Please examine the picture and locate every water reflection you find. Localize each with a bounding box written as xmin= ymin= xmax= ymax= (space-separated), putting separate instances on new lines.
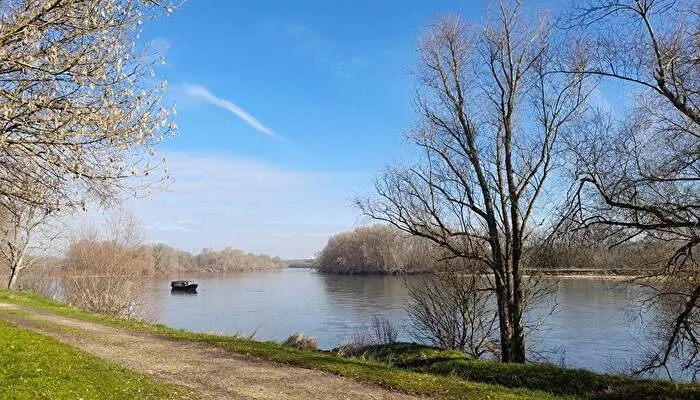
xmin=315 ymin=273 xmax=415 ymax=345
xmin=528 ymin=279 xmax=651 ymax=373
xmin=169 ymin=290 xmax=198 ymax=297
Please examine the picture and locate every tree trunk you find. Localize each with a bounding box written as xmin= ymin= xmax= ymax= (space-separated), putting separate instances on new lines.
xmin=495 ymin=276 xmax=527 ymax=363
xmin=7 ymin=266 xmax=19 ymax=290
xmin=511 ymin=266 xmax=527 ymax=363
xmin=7 ymin=253 xmax=25 ymax=290
xmin=496 ymin=291 xmax=514 ymax=362
xmin=509 ymin=315 xmax=526 ymax=363
xmin=497 ymin=308 xmax=526 ymax=362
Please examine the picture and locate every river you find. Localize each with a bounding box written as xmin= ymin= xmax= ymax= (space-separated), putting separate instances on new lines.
xmin=140 ymin=268 xmax=662 ymax=377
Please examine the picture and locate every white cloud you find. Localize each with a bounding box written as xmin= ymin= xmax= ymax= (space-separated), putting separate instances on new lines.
xmin=184 ymin=84 xmax=280 ymax=139
xmin=64 ymin=152 xmax=372 ymax=258
xmin=121 ymin=151 xmax=365 ymax=258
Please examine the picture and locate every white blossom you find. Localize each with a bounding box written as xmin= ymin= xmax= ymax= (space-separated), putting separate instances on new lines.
xmin=0 ymin=0 xmax=176 ymax=211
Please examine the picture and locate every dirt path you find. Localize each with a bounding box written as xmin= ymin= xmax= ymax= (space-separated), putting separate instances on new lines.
xmin=0 ymin=302 xmax=423 ymax=400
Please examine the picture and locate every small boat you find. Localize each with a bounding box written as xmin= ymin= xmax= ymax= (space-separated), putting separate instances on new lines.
xmin=171 ymin=280 xmax=198 ymax=293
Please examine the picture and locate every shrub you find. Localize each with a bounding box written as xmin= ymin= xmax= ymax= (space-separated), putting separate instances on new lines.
xmin=407 ymin=269 xmax=498 ymax=359
xmin=369 ymin=315 xmax=399 ymax=345
xmin=282 ymin=333 xmax=318 ymax=351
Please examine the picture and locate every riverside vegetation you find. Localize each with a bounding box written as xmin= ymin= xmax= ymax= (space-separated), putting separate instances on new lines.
xmin=315 ymin=225 xmax=672 ymax=276
xmin=2 ymin=210 xmax=284 ymax=291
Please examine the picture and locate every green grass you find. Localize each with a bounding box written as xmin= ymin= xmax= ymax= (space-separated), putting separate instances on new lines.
xmin=2 ymin=290 xmax=699 ymax=400
xmin=336 ymin=343 xmax=700 ymax=400
xmin=0 ymin=319 xmax=197 ymax=400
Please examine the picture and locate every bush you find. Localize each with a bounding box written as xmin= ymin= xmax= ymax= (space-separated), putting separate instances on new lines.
xmin=369 ymin=315 xmax=399 ymax=345
xmin=63 ymin=211 xmax=150 ymax=317
xmin=407 ymin=269 xmax=498 ymax=359
xmin=339 ymin=315 xmax=400 ymax=355
xmin=282 ymin=333 xmax=318 ymax=351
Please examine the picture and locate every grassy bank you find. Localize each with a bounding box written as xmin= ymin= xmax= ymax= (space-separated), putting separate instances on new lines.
xmin=1 ymin=291 xmax=698 ymax=400
xmin=0 ymin=319 xmax=197 ymax=400
xmin=337 ymin=343 xmax=700 ymax=399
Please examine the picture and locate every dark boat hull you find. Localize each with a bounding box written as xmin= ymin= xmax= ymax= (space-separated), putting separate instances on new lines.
xmin=170 ymin=282 xmax=198 ymax=293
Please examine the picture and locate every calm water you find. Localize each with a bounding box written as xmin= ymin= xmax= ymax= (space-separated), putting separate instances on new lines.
xmin=141 ymin=268 xmax=656 ymax=375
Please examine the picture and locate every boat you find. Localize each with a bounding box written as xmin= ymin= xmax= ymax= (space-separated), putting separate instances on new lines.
xmin=171 ymin=280 xmax=198 ymax=293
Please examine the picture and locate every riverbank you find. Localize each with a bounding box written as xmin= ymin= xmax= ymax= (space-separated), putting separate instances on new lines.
xmin=1 ymin=290 xmax=698 ymax=399
xmin=533 ymin=269 xmax=653 ymax=279
xmin=310 ymin=267 xmax=651 ymax=279
xmin=335 ymin=343 xmax=700 ymax=399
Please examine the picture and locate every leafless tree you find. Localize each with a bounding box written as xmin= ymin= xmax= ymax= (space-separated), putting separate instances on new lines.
xmin=356 ymin=1 xmax=589 ymax=363
xmin=560 ymin=0 xmax=700 ymax=376
xmin=63 ymin=210 xmax=151 ymax=317
xmin=151 ymin=243 xmax=184 ymax=273
xmin=0 ymin=199 xmax=60 ymax=289
xmin=0 ymin=0 xmax=175 ymax=213
xmin=407 ymin=268 xmax=498 ymax=359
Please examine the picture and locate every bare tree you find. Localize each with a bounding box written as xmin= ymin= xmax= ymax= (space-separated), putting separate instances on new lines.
xmin=151 ymin=243 xmax=183 ymax=273
xmin=0 ymin=200 xmax=59 ymax=289
xmin=63 ymin=210 xmax=151 ymax=317
xmin=356 ymin=1 xmax=589 ymax=363
xmin=407 ymin=268 xmax=498 ymax=359
xmin=0 ymin=0 xmax=175 ymax=213
xmin=561 ymin=0 xmax=700 ymax=376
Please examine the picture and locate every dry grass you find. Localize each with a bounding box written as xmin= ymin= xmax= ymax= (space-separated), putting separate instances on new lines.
xmin=282 ymin=332 xmax=318 ymax=351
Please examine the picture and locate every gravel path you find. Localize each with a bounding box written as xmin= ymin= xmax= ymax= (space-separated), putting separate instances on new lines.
xmin=0 ymin=302 xmax=423 ymax=400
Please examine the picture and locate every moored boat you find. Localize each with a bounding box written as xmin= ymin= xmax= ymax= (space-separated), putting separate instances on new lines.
xmin=171 ymin=280 xmax=198 ymax=293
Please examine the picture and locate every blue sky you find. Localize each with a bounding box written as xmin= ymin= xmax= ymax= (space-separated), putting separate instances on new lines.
xmin=121 ymin=0 xmax=571 ymax=259
xmin=152 ymin=1 xmax=466 ymax=169
xmin=118 ymin=0 xmax=461 ymax=259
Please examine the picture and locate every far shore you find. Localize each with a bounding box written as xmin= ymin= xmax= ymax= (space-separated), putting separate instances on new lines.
xmin=537 ymin=274 xmax=635 ymax=280
xmin=25 ymin=266 xmax=651 ymax=282
xmin=309 ymin=267 xmax=653 ymax=280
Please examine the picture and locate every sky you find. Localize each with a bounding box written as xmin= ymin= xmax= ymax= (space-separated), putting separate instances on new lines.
xmin=113 ymin=0 xmax=572 ymax=259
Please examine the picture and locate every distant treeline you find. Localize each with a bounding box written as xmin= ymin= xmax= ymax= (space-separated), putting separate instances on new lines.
xmin=532 ymin=242 xmax=670 ymax=272
xmin=285 ymin=259 xmax=315 ymax=268
xmin=67 ymin=240 xmax=286 ymax=275
xmin=151 ymin=244 xmax=286 ymax=273
xmin=315 ymin=225 xmax=672 ymax=275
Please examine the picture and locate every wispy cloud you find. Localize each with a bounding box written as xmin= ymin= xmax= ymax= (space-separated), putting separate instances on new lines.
xmin=129 ymin=151 xmax=360 ymax=258
xmin=258 ymin=19 xmax=366 ymax=79
xmin=68 ymin=151 xmax=369 ymax=258
xmin=184 ymin=84 xmax=280 ymax=139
